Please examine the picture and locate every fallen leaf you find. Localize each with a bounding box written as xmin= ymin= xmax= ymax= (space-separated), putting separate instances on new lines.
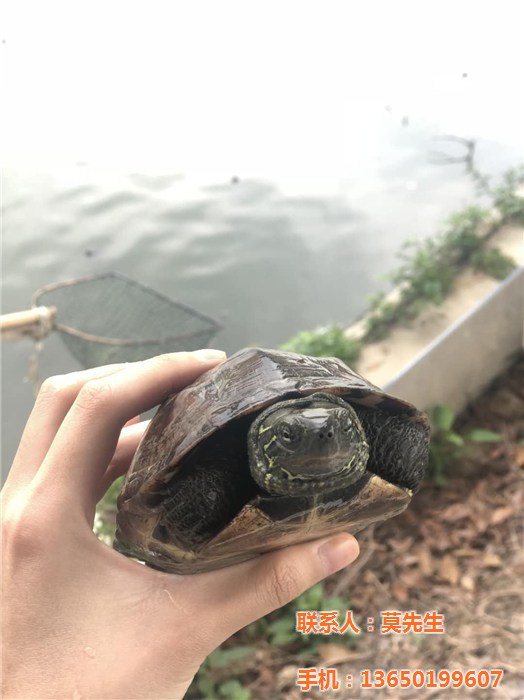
xmin=401 ymin=569 xmax=424 ymax=588
xmin=454 ymin=547 xmax=479 ymax=557
xmin=440 ymin=503 xmax=471 ymax=522
xmin=482 ymin=552 xmax=503 ymax=568
xmin=438 ymin=555 xmax=460 ymax=585
xmin=402 ymin=555 xmax=419 ymax=566
xmin=470 ymin=515 xmax=489 ymax=534
xmin=421 ymin=521 xmax=451 ymax=551
xmin=389 ymin=537 xmax=414 ymax=553
xmin=391 ymin=582 xmax=409 ymax=603
xmin=490 ymin=506 xmax=514 ymax=526
xmin=276 ymin=665 xmax=299 ymax=690
xmin=317 ymin=643 xmax=356 ymax=665
xmin=407 ymin=656 xmax=424 ymax=668
xmin=418 ymin=545 xmax=434 ymax=576
xmin=460 ymin=574 xmax=476 ymax=592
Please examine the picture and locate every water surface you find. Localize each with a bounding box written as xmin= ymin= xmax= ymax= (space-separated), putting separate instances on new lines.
xmin=3 ymin=1 xmax=523 ymax=469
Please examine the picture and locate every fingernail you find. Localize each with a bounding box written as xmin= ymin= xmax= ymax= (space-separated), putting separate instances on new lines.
xmin=317 ymin=534 xmax=359 ymax=575
xmin=191 ymin=349 xmax=227 ymax=361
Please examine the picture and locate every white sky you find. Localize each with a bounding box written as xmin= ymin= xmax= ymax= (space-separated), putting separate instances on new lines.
xmin=4 ymin=0 xmax=524 ymax=180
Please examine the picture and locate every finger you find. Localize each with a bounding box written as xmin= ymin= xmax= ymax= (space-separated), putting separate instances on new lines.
xmin=33 ymin=350 xmax=226 ymax=517
xmin=186 ymin=533 xmax=359 ymax=649
xmin=4 ymin=363 xmax=129 ymax=498
xmin=96 ymin=420 xmax=151 ymax=500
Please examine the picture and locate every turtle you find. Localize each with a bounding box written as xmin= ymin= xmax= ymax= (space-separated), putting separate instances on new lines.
xmin=114 ymin=348 xmax=430 ymax=574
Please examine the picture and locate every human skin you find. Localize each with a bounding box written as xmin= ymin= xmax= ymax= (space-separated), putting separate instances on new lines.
xmin=1 ymin=350 xmax=359 ymax=699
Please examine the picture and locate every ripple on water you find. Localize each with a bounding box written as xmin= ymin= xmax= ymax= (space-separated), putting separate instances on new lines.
xmin=79 ymin=191 xmax=145 ymax=217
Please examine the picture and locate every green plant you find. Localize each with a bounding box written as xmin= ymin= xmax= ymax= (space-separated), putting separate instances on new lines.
xmin=281 ymin=324 xmax=362 ymax=365
xmin=394 ymin=238 xmax=454 ymax=304
xmin=429 ymin=406 xmax=464 ymax=486
xmin=492 ymin=165 xmax=524 ymax=224
xmin=245 ymin=582 xmax=357 ymax=653
xmin=191 ymin=581 xmax=357 ymax=697
xmin=94 ymin=475 xmax=123 ymax=542
xmin=391 ymin=206 xmax=486 ymax=302
xmin=470 ymin=167 xmax=492 ymax=197
xmin=429 ymin=405 xmax=503 ymax=486
xmin=471 ymin=247 xmax=517 ymax=280
xmin=366 ymin=292 xmax=408 ymax=342
xmin=361 ymin=181 xmax=520 ymax=343
xmin=217 ymin=680 xmax=251 ymax=700
xmin=195 ymin=647 xmax=255 ymax=699
xmin=364 ymin=207 xmax=489 ymax=342
xmin=281 ymin=166 xmax=522 ymax=358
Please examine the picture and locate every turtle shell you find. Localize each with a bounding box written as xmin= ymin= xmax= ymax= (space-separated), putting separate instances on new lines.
xmin=115 ymin=348 xmax=430 ymax=573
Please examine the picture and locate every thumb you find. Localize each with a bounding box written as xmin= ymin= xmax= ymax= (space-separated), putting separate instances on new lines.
xmin=194 ymin=533 xmax=359 ymax=644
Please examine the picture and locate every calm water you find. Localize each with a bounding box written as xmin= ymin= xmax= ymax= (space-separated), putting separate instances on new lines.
xmin=2 ymin=1 xmax=523 ymax=470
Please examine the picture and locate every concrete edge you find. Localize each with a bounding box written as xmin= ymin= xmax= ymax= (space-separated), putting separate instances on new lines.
xmin=384 ymin=266 xmax=524 ymax=414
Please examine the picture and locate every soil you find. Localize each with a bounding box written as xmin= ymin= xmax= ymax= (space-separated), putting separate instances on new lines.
xmin=197 ymin=352 xmax=524 ymax=699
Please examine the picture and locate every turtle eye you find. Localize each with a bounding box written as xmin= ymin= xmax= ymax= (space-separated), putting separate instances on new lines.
xmin=277 ymin=421 xmax=300 ymax=444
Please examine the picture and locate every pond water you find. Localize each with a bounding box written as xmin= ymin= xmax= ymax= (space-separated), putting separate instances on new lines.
xmin=2 ymin=2 xmax=523 ymax=470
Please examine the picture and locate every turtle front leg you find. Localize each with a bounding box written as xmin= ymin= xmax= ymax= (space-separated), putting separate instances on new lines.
xmin=352 ymin=405 xmax=430 ymax=491
xmin=153 ymin=428 xmax=258 ymax=549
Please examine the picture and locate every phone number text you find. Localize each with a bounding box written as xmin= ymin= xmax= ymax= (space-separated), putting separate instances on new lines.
xmin=296 ymin=667 xmax=504 ymax=691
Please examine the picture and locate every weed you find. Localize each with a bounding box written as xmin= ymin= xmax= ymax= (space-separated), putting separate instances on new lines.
xmin=429 ymin=406 xmax=464 ymax=486
xmin=429 ymin=405 xmax=503 ymax=486
xmin=191 ymin=581 xmax=357 ymax=698
xmin=492 ymin=165 xmax=524 ymax=224
xmin=281 ymin=324 xmax=362 ymax=365
xmin=472 ymin=247 xmax=517 ymax=280
xmin=365 ymin=294 xmax=403 ymax=342
xmin=362 ymin=182 xmax=520 ymax=343
xmin=94 ymin=475 xmax=123 ymax=542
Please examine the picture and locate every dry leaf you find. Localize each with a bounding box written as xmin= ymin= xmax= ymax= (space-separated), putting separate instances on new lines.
xmin=482 ymin=552 xmax=503 ymax=568
xmin=417 ymin=545 xmax=434 ymax=576
xmin=422 ymin=521 xmax=451 ymax=551
xmin=390 ymin=537 xmax=414 ymax=553
xmin=454 ymin=547 xmax=478 ymax=557
xmin=257 ymin=668 xmax=276 ymax=688
xmin=401 ymin=568 xmax=423 ymax=588
xmin=402 ymin=555 xmax=419 ymax=566
xmin=407 ymin=656 xmax=424 ymax=668
xmin=438 ymin=555 xmax=460 ymax=585
xmin=490 ymin=506 xmax=514 ymax=525
xmin=391 ymin=582 xmax=409 ymax=602
xmin=317 ymin=643 xmax=356 ymax=665
xmin=470 ymin=515 xmax=489 ymax=534
xmin=489 ymin=506 xmax=514 ymax=525
xmin=276 ymin=665 xmax=299 ymax=690
xmin=440 ymin=503 xmax=471 ymax=522
xmin=460 ymin=574 xmax=476 ymax=592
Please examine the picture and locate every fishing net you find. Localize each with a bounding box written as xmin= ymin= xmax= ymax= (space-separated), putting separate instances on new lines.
xmin=31 ymin=272 xmax=222 ymax=368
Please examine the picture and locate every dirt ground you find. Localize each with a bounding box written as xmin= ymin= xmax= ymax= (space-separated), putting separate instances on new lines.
xmin=200 ymin=352 xmax=523 ymax=699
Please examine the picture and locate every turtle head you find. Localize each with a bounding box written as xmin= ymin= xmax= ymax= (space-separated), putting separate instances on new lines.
xmin=248 ymin=392 xmax=369 ymax=496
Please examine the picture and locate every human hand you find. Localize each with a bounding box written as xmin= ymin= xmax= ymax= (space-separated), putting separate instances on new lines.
xmin=2 ymin=351 xmax=359 ymax=699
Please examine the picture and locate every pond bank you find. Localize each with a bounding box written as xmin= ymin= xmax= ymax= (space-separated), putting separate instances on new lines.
xmin=349 ymin=218 xmax=523 ymax=410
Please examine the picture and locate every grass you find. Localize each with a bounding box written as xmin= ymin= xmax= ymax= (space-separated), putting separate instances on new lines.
xmin=280 ymin=324 xmax=362 ymax=365
xmin=282 ymin=165 xmax=522 ymax=356
xmin=364 ymin=203 xmax=517 ymax=342
xmin=428 ymin=404 xmax=503 ymax=486
xmin=190 ymin=581 xmax=357 ymax=699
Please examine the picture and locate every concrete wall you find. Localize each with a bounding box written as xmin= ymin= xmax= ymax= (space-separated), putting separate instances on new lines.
xmin=385 ymin=266 xmax=524 ymax=414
